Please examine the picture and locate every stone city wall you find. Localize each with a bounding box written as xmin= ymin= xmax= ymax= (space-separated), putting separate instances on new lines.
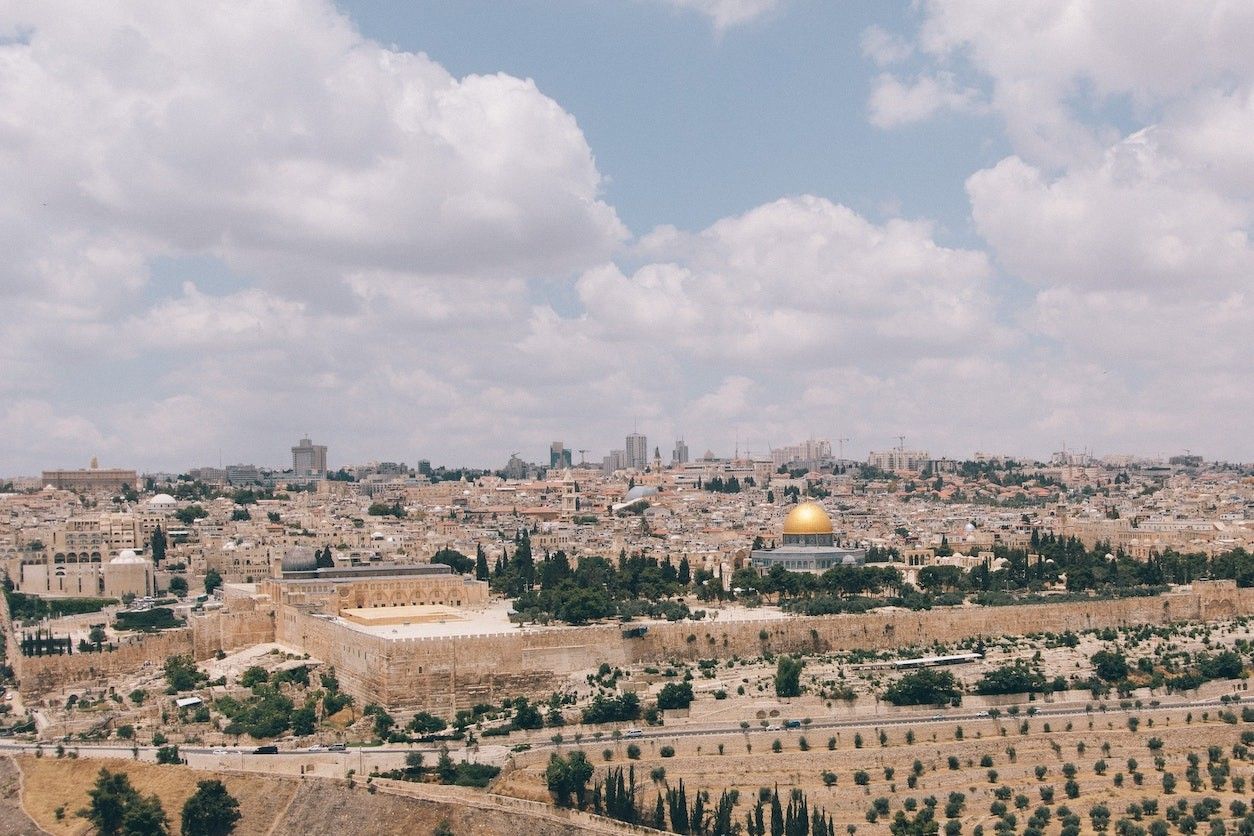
xmin=629 ymin=581 xmax=1251 ymax=663
xmin=273 ymin=606 xmax=627 ymax=715
xmin=14 ymin=628 xmax=194 ymax=699
xmin=11 ymin=581 xmax=1250 ymax=711
xmin=189 ymin=605 xmax=276 ymax=659
xmin=272 ymin=581 xmax=1252 ymax=716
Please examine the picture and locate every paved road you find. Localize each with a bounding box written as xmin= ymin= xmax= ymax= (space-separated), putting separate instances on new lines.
xmin=0 ymin=693 xmax=1244 ymax=762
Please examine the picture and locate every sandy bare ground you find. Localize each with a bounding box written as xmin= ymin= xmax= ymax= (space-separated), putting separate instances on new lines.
xmin=0 ymin=757 xmax=45 ymax=835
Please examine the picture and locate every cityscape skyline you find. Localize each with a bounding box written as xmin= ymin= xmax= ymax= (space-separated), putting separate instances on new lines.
xmin=3 ymin=1 xmax=1252 ymax=471
xmin=9 ymin=432 xmax=1232 ymax=481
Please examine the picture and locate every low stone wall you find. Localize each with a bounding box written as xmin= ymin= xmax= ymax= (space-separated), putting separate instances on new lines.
xmin=14 ymin=628 xmax=194 ymax=698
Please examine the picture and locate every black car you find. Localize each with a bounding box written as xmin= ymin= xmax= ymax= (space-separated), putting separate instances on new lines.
xmin=252 ymin=745 xmax=279 ymax=754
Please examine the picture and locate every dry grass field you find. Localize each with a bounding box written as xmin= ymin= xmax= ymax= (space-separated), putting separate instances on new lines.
xmin=16 ymin=755 xmax=299 ymax=835
xmin=11 ymin=755 xmax=587 ymax=835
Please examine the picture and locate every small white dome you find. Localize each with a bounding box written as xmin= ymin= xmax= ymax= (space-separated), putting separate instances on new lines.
xmin=111 ymin=549 xmax=147 ymax=565
xmin=149 ymin=493 xmax=176 ymax=506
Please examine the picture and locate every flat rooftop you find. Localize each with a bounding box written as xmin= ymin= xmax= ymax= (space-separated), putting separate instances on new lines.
xmin=332 ymin=598 xmax=525 ymax=639
xmin=340 ymin=604 xmax=467 ymax=627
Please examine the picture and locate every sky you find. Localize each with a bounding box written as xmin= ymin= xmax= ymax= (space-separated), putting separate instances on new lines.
xmin=0 ymin=0 xmax=1251 ymax=473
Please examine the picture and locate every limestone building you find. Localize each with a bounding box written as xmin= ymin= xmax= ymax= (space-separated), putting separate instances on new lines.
xmin=16 ymin=547 xmax=153 ymax=598
xmin=41 ymin=458 xmax=138 ymax=493
xmin=258 ymin=548 xmax=488 ymax=615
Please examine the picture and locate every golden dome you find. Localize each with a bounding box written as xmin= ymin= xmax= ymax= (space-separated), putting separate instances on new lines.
xmin=782 ymin=501 xmax=833 ymax=535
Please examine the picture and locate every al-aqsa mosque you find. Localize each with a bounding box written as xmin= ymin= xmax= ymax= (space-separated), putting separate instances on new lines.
xmin=749 ymin=500 xmax=865 ymax=574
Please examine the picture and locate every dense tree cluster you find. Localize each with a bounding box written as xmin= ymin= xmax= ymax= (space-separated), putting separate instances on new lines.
xmin=116 ymin=608 xmax=182 ymax=632
xmin=884 ymin=669 xmax=962 ymax=706
xmin=581 ymin=692 xmax=641 ymax=724
xmin=81 ymin=769 xmax=174 ymax=836
xmin=5 ymin=589 xmax=111 ymax=621
xmin=975 ymin=660 xmax=1057 ymax=696
xmin=173 ymin=505 xmax=208 ymax=526
xmin=495 ymin=532 xmax=697 ymax=625
xmin=700 ymin=476 xmax=743 ymax=493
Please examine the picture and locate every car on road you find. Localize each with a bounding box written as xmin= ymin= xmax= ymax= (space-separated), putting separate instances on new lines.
xmin=766 ymin=724 xmax=782 ymax=732
xmin=624 ymin=729 xmax=643 ymax=738
xmin=212 ymin=748 xmax=228 ymax=755
xmin=328 ymin=743 xmax=347 ymax=752
xmin=783 ymin=720 xmax=801 ymax=729
xmin=252 ymin=745 xmax=279 ymax=755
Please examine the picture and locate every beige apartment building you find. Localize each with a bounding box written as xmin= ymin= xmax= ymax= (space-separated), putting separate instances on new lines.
xmin=41 ymin=458 xmax=138 ymax=493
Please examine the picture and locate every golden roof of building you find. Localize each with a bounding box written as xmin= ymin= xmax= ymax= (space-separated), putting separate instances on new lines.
xmin=782 ymin=501 xmax=833 ymax=535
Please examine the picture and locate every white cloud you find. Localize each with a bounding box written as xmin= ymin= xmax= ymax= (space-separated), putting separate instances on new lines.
xmin=0 ymin=0 xmax=625 ymax=301
xmin=867 ymin=71 xmax=983 ymax=129
xmin=515 ymin=196 xmax=1009 ymax=456
xmin=967 ymin=131 xmax=1254 ymax=295
xmin=883 ymin=1 xmax=1254 ymax=165
xmin=660 ymin=0 xmax=783 ymax=31
xmin=855 ymin=1 xmax=1254 ymax=459
xmin=0 ymin=0 xmax=632 ymax=471
xmin=860 ymin=25 xmax=913 ymax=67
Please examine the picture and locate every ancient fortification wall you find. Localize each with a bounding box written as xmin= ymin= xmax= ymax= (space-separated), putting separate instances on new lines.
xmin=14 ymin=629 xmax=194 ymax=699
xmin=12 ymin=581 xmax=1250 ymax=712
xmin=189 ymin=596 xmax=276 ymax=659
xmin=629 ymin=581 xmax=1248 ymax=663
xmin=269 ymin=581 xmax=1254 ymax=716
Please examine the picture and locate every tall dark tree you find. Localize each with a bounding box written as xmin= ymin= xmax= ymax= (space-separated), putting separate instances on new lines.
xmin=150 ymin=526 xmax=167 ymax=565
xmin=83 ymin=768 xmax=139 ymax=836
xmin=123 ymin=794 xmax=169 ymax=836
xmin=475 ymin=544 xmax=489 ymax=581
xmin=180 ymin=779 xmax=241 ymax=836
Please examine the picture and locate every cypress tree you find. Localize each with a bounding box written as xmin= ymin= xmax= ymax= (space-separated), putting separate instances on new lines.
xmin=475 ymin=544 xmax=489 ymax=581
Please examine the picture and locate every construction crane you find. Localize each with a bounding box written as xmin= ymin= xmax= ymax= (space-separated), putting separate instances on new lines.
xmin=578 ymin=449 xmax=589 ymax=466
xmin=836 ymin=437 xmax=850 ymax=461
xmin=896 ymin=435 xmax=906 ymax=451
